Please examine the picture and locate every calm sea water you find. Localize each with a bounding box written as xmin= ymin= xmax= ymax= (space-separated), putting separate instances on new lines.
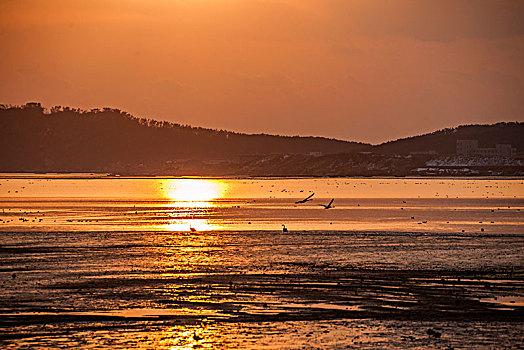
xmin=1 ymin=176 xmax=523 ymax=233
xmin=0 ymin=176 xmax=523 ymax=349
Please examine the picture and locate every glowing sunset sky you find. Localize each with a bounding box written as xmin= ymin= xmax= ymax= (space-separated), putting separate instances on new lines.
xmin=1 ymin=0 xmax=523 ymax=143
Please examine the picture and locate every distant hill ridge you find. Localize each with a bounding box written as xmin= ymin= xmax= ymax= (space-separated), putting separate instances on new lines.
xmin=376 ymin=122 xmax=524 ymax=155
xmin=0 ymin=103 xmax=522 ymax=173
xmin=0 ymin=103 xmax=368 ymax=172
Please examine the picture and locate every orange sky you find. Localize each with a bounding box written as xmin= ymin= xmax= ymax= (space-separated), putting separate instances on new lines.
xmin=1 ymin=0 xmax=523 ymax=143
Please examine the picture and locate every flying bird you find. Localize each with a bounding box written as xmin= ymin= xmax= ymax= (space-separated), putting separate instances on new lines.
xmin=295 ymin=193 xmax=314 ymax=204
xmin=319 ymin=198 xmax=335 ymax=209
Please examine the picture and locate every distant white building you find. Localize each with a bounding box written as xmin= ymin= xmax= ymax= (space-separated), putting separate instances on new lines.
xmin=456 ymin=140 xmax=516 ymax=156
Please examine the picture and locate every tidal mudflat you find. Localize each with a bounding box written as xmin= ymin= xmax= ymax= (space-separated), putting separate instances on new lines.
xmin=1 ymin=176 xmax=523 ymax=348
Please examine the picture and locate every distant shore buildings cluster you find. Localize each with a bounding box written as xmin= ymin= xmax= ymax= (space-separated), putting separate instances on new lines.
xmin=456 ymin=140 xmax=516 ymax=157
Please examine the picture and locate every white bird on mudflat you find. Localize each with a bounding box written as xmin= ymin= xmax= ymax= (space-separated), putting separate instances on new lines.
xmin=319 ymin=198 xmax=335 ymax=209
xmin=295 ymin=193 xmax=314 ymax=204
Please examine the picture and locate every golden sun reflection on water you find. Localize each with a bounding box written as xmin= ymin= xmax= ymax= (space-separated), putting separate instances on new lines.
xmin=161 ymin=179 xmax=227 ymax=205
xmin=162 ymin=218 xmax=222 ymax=232
xmin=159 ymin=179 xmax=227 ymax=231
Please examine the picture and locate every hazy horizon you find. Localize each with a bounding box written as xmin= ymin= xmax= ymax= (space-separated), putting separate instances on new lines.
xmin=1 ymin=0 xmax=524 ymax=143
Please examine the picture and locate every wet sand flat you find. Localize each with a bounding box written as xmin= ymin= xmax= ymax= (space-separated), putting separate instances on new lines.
xmin=0 ymin=177 xmax=523 ymax=348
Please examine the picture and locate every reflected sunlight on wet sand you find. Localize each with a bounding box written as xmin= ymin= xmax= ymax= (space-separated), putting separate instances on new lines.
xmin=0 ymin=177 xmax=523 ymax=348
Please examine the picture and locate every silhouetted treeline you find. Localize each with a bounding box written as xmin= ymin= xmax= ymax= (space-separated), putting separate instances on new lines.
xmin=375 ymin=123 xmax=524 ymax=155
xmin=0 ymin=103 xmax=369 ymax=172
xmin=2 ymin=103 xmax=522 ymax=174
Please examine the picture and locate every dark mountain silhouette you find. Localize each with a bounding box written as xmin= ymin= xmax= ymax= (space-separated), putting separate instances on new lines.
xmin=374 ymin=123 xmax=524 ymax=155
xmin=0 ymin=103 xmax=369 ymax=172
xmin=1 ymin=103 xmax=522 ymax=175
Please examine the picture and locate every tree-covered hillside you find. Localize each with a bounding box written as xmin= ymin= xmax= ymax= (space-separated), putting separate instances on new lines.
xmin=374 ymin=123 xmax=524 ymax=155
xmin=0 ymin=103 xmax=369 ymax=172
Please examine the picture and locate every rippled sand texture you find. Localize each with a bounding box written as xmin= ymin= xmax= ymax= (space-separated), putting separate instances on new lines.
xmin=0 ymin=176 xmax=523 ymax=349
